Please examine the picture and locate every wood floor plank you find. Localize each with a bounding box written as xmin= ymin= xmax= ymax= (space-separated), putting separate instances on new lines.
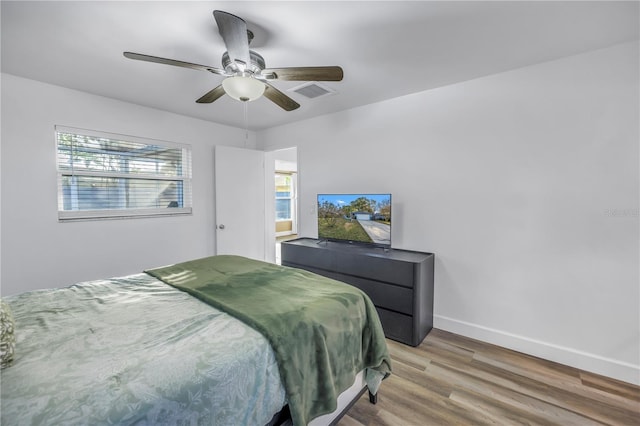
xmin=374 ymin=408 xmax=418 ymax=426
xmin=343 ymin=392 xmax=380 ymax=425
xmin=430 ymin=329 xmax=582 ymax=383
xmin=386 ymin=340 xmax=432 ymax=370
xmin=436 ymin=357 xmax=637 ymax=425
xmin=338 ymin=329 xmax=640 ymax=426
xmin=580 ymin=371 xmax=640 ymax=402
xmin=336 ymin=413 xmax=366 ymax=426
xmin=448 ymin=389 xmax=556 ymax=426
xmin=390 ymin=356 xmax=453 ymax=398
xmin=378 ymin=374 xmax=498 ymax=425
xmin=475 ymin=352 xmax=640 ymax=413
xmin=427 ymin=361 xmax=604 ymax=426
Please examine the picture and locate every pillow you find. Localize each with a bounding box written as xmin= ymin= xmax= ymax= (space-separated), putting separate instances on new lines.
xmin=0 ymin=299 xmax=15 ymax=368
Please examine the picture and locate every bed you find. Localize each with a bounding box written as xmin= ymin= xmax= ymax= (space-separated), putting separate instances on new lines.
xmin=0 ymin=255 xmax=391 ymax=425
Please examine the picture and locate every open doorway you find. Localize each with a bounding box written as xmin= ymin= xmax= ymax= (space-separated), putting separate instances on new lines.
xmin=273 ymin=148 xmax=298 ymax=264
xmin=275 ymin=171 xmax=297 ymax=237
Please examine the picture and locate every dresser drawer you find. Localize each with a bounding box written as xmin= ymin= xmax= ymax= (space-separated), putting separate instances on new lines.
xmin=333 ymin=253 xmax=415 ymax=288
xmin=281 ymin=244 xmax=334 ymax=270
xmin=376 ymin=307 xmax=413 ymax=344
xmin=335 ymin=274 xmax=413 ymax=315
xmin=282 ymin=262 xmax=337 ymax=281
xmin=281 ymin=240 xmax=416 ymax=288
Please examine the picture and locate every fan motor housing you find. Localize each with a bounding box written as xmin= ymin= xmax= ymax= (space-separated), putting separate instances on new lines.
xmin=222 ymin=51 xmax=265 ymax=75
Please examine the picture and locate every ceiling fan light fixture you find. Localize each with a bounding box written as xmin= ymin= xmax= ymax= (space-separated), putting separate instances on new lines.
xmin=222 ymin=75 xmax=265 ymax=102
xmin=124 ymin=10 xmax=341 ymax=111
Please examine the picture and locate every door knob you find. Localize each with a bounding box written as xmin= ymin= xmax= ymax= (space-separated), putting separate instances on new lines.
xmin=218 ymin=224 xmax=225 ymax=230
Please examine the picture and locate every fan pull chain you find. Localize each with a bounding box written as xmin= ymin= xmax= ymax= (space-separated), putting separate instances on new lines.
xmin=243 ymin=102 xmax=249 ymax=148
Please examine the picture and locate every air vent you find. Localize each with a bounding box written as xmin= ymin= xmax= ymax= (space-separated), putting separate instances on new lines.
xmin=289 ymin=82 xmax=336 ymax=99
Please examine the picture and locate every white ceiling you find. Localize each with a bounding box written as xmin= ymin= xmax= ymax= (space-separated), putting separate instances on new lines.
xmin=2 ymin=1 xmax=638 ymax=131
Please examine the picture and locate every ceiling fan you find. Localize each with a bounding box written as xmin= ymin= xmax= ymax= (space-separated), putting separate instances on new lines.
xmin=124 ymin=10 xmax=343 ymax=111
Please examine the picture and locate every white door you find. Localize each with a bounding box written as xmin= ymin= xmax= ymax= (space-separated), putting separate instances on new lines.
xmin=215 ymin=145 xmax=265 ymax=260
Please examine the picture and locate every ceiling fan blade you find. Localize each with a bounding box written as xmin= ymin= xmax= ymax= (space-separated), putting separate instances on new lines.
xmin=123 ymin=52 xmax=226 ymax=76
xmin=261 ymin=66 xmax=344 ymax=81
xmin=263 ymin=83 xmax=300 ymax=111
xmin=196 ymin=85 xmax=226 ymax=103
xmin=213 ymin=10 xmax=251 ymax=69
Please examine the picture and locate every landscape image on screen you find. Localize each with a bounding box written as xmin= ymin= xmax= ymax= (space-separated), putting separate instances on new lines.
xmin=317 ymin=194 xmax=391 ymax=246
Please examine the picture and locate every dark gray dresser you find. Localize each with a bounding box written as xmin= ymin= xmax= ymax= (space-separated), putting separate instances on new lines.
xmin=281 ymin=238 xmax=434 ymax=346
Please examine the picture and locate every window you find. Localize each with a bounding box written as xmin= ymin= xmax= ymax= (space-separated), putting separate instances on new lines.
xmin=275 ymin=172 xmax=294 ymax=221
xmin=56 ymin=126 xmax=192 ymax=221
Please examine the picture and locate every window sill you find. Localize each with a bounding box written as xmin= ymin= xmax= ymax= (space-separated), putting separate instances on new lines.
xmin=58 ymin=207 xmax=192 ymax=222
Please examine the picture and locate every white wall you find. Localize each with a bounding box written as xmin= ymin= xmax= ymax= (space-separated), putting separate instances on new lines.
xmin=1 ymin=73 xmax=256 ymax=296
xmin=259 ymin=41 xmax=640 ymax=384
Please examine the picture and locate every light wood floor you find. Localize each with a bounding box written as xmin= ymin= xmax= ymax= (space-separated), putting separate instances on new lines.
xmin=339 ymin=329 xmax=640 ymax=425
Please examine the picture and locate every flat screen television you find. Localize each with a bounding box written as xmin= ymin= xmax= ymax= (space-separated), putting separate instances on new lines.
xmin=317 ymin=193 xmax=391 ymax=247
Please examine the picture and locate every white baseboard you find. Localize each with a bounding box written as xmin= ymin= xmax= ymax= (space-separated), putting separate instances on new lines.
xmin=434 ymin=315 xmax=640 ymax=386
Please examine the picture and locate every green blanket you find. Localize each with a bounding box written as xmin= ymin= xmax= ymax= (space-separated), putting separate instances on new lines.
xmin=145 ymin=255 xmax=391 ymax=426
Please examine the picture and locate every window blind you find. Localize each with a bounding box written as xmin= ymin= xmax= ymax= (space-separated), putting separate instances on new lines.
xmin=56 ymin=126 xmax=192 ymax=220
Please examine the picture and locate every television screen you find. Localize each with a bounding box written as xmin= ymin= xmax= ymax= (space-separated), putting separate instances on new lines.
xmin=317 ymin=193 xmax=391 ymax=246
